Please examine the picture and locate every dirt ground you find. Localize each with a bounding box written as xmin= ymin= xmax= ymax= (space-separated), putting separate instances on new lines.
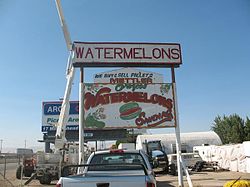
xmin=0 ymin=169 xmax=250 ymax=187
xmin=156 ymin=170 xmax=250 ymax=187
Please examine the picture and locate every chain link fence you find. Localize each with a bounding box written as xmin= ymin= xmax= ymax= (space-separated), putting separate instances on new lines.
xmin=0 ymin=153 xmax=22 ymax=187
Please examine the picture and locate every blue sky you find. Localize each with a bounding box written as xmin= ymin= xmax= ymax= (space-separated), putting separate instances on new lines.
xmin=0 ymin=0 xmax=249 ymax=150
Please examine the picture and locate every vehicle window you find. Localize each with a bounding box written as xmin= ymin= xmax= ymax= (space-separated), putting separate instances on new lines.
xmin=88 ymin=153 xmax=147 ymax=171
xmin=152 ymin=150 xmax=164 ymax=157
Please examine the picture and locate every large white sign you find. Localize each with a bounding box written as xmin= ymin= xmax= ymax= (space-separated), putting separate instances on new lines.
xmin=73 ymin=42 xmax=182 ymax=67
xmin=94 ymin=68 xmax=164 ymax=84
xmin=84 ymin=83 xmax=175 ymax=129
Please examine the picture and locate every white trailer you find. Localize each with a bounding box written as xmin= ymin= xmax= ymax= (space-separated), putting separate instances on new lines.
xmin=136 ymin=131 xmax=222 ymax=155
xmin=118 ymin=143 xmax=135 ymax=150
xmin=136 ymin=131 xmax=222 ymax=168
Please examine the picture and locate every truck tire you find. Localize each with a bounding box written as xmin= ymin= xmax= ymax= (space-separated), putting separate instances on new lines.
xmin=169 ymin=164 xmax=176 ymax=176
xmin=24 ymin=169 xmax=33 ymax=177
xmin=163 ymin=164 xmax=169 ymax=174
xmin=39 ymin=174 xmax=52 ymax=185
xmin=16 ymin=165 xmax=22 ymax=179
xmin=163 ymin=158 xmax=169 ymax=174
xmin=195 ymin=161 xmax=205 ymax=172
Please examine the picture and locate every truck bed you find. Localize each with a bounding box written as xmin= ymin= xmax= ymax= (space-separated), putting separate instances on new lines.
xmin=59 ymin=173 xmax=147 ymax=187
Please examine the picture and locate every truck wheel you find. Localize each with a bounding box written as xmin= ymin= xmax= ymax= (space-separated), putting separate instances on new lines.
xmin=191 ymin=161 xmax=199 ymax=171
xmin=195 ymin=161 xmax=205 ymax=172
xmin=16 ymin=165 xmax=22 ymax=179
xmin=169 ymin=164 xmax=176 ymax=176
xmin=163 ymin=158 xmax=169 ymax=174
xmin=163 ymin=164 xmax=169 ymax=174
xmin=24 ymin=169 xmax=33 ymax=177
xmin=39 ymin=174 xmax=52 ymax=185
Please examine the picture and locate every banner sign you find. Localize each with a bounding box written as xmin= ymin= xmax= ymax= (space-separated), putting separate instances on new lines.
xmin=42 ymin=101 xmax=79 ymax=132
xmin=42 ymin=83 xmax=175 ymax=131
xmin=94 ymin=67 xmax=163 ymax=84
xmin=73 ymin=42 xmax=182 ymax=67
xmin=84 ymin=83 xmax=175 ymax=129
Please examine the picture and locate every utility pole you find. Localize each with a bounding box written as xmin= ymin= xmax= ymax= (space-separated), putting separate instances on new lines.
xmin=0 ymin=139 xmax=3 ymax=153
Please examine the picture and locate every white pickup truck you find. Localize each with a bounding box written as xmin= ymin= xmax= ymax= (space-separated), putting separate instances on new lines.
xmin=56 ymin=149 xmax=157 ymax=187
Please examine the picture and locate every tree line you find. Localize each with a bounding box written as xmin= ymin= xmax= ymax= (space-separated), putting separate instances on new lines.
xmin=211 ymin=114 xmax=250 ymax=144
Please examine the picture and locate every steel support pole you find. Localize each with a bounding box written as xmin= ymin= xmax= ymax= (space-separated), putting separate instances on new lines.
xmin=171 ymin=67 xmax=184 ymax=187
xmin=0 ymin=139 xmax=3 ymax=153
xmin=79 ymin=67 xmax=85 ymax=167
xmin=3 ymin=156 xmax=6 ymax=179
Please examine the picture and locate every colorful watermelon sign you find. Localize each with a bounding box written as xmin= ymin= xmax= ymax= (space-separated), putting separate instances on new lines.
xmin=84 ymin=83 xmax=175 ymax=129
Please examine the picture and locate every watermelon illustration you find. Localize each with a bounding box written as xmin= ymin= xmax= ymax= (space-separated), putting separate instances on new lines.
xmin=119 ymin=102 xmax=142 ymax=120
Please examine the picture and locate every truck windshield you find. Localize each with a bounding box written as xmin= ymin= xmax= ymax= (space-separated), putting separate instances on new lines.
xmin=88 ymin=153 xmax=147 ymax=171
xmin=148 ymin=142 xmax=161 ymax=152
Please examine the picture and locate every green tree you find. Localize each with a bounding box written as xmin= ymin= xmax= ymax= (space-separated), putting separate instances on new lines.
xmin=211 ymin=114 xmax=246 ymax=144
xmin=212 ymin=115 xmax=228 ymax=144
xmin=226 ymin=114 xmax=245 ymax=143
xmin=244 ymin=117 xmax=250 ymax=141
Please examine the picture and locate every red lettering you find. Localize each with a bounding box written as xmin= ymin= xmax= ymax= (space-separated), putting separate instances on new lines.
xmin=124 ymin=92 xmax=135 ymax=103
xmin=85 ymin=48 xmax=94 ymax=59
xmin=135 ymin=110 xmax=173 ymax=128
xmin=114 ymin=48 xmax=123 ymax=59
xmin=84 ymin=93 xmax=95 ymax=110
xmin=110 ymin=93 xmax=120 ymax=103
xmin=110 ymin=78 xmax=117 ymax=84
xmin=152 ymin=48 xmax=161 ymax=59
xmin=132 ymin=92 xmax=145 ymax=102
xmin=96 ymin=87 xmax=111 ymax=96
xmin=95 ymin=95 xmax=107 ymax=106
xmin=171 ymin=48 xmax=180 ymax=59
xmin=123 ymin=48 xmax=133 ymax=59
xmin=162 ymin=48 xmax=171 ymax=59
xmin=150 ymin=94 xmax=159 ymax=104
xmin=133 ymin=48 xmax=142 ymax=59
xmin=104 ymin=48 xmax=113 ymax=59
xmin=142 ymin=48 xmax=152 ymax=59
xmin=95 ymin=47 xmax=103 ymax=59
xmin=164 ymin=99 xmax=173 ymax=109
xmin=118 ymin=92 xmax=127 ymax=103
xmin=143 ymin=92 xmax=151 ymax=103
xmin=110 ymin=78 xmax=152 ymax=84
xmin=75 ymin=47 xmax=84 ymax=58
xmin=135 ymin=112 xmax=146 ymax=127
xmin=84 ymin=87 xmax=173 ymax=112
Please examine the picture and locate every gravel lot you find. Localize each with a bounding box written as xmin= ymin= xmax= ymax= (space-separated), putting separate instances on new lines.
xmin=156 ymin=170 xmax=250 ymax=187
xmin=1 ymin=167 xmax=250 ymax=187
